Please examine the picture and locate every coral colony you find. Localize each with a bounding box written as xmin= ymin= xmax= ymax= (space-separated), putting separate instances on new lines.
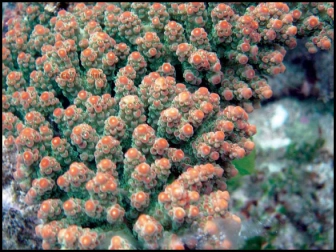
xmin=2 ymin=2 xmax=334 ymax=250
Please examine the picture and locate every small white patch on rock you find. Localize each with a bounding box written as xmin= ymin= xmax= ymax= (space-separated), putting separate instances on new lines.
xmin=260 ymin=137 xmax=291 ymax=150
xmin=271 ymin=105 xmax=288 ymax=129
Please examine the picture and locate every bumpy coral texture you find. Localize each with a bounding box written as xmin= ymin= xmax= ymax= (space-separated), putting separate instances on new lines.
xmin=2 ymin=2 xmax=334 ymax=250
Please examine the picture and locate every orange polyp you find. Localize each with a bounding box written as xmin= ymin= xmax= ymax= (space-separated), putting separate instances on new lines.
xmin=144 ymin=223 xmax=156 ymax=235
xmin=218 ymin=3 xmax=227 ymax=11
xmin=57 ymin=176 xmax=67 ymax=187
xmin=241 ymin=87 xmax=252 ymax=99
xmin=65 ymin=107 xmax=75 ymax=117
xmin=107 ymin=52 xmax=115 ymax=61
xmin=273 ymin=53 xmax=283 ymax=63
xmin=292 ymin=9 xmax=301 ymax=19
xmin=25 ymin=112 xmax=34 ymax=121
xmin=192 ymin=28 xmax=202 ymax=37
xmin=241 ymin=43 xmax=250 ymax=52
xmin=215 ymin=131 xmax=225 ymax=141
xmin=69 ymin=165 xmax=79 ymax=176
xmin=41 ymin=201 xmax=51 ymax=212
xmin=167 ymin=108 xmax=179 ymax=118
xmin=241 ymin=15 xmax=252 ymax=23
xmin=98 ymin=32 xmax=107 ymax=39
xmin=135 ymin=191 xmax=146 ymax=203
xmin=23 ymin=151 xmax=33 ymax=162
xmin=136 ymin=125 xmax=147 ymax=134
xmin=21 ymin=127 xmax=33 ymax=137
xmin=204 ymin=163 xmax=215 ymax=173
xmin=18 ymin=52 xmax=25 ymax=60
xmin=148 ymin=48 xmax=157 ymax=57
xmin=106 ymin=180 xmax=117 ymax=191
xmin=111 ymin=236 xmax=122 ymax=248
xmin=53 ymin=108 xmax=63 ymax=117
xmin=107 ymin=14 xmax=114 ymax=22
xmin=158 ymin=158 xmax=170 ymax=167
xmin=101 ymin=136 xmax=113 ymax=145
xmin=137 ymin=163 xmax=150 ymax=175
xmin=39 ymin=178 xmax=49 ymax=189
xmin=21 ymin=92 xmax=30 ymax=100
xmin=119 ymin=76 xmax=129 ymax=85
xmin=217 ymin=199 xmax=228 ymax=210
xmin=272 ymin=19 xmax=283 ymax=29
xmin=96 ymin=172 xmax=107 ymax=184
xmin=192 ymin=54 xmax=202 ymax=65
xmin=90 ymin=69 xmax=100 ymax=78
xmin=194 ymin=110 xmax=204 ymax=120
xmin=99 ymin=159 xmax=113 ymax=169
xmin=58 ymin=9 xmax=66 ymax=16
xmin=175 ymin=150 xmax=184 ymax=160
xmin=89 ymin=96 xmax=99 ymax=105
xmin=41 ymin=226 xmax=52 ymax=239
xmin=118 ymin=43 xmax=127 ymax=50
xmin=122 ymin=11 xmax=132 ymax=18
xmin=321 ymin=38 xmax=331 ymax=50
xmin=131 ymin=52 xmax=141 ymax=60
xmin=152 ymin=3 xmax=162 ymax=10
xmin=78 ymin=90 xmax=87 ymax=99
xmin=28 ymin=188 xmax=37 ymax=197
xmin=55 ymin=20 xmax=64 ymax=29
xmin=85 ymin=200 xmax=95 ymax=212
xmin=16 ymin=38 xmax=24 ymax=45
xmin=108 ymin=116 xmax=119 ymax=127
xmin=308 ymin=16 xmax=319 ymax=28
xmin=156 ymin=138 xmax=168 ymax=149
xmin=109 ymin=208 xmax=120 ymax=219
xmin=52 ymin=137 xmax=61 ymax=147
xmin=145 ymin=32 xmax=154 ymax=41
xmin=260 ymin=6 xmax=269 ymax=14
xmin=35 ymin=25 xmax=45 ymax=35
xmin=40 ymin=126 xmax=49 ymax=134
xmin=44 ymin=63 xmax=52 ymax=72
xmin=173 ymin=207 xmax=185 ymax=220
xmin=275 ymin=2 xmax=284 ymax=10
xmin=287 ymin=26 xmax=297 ymax=36
xmin=245 ymin=69 xmax=255 ymax=79
xmin=58 ymin=49 xmax=67 ymax=58
xmin=189 ymin=191 xmax=200 ymax=202
xmin=40 ymin=92 xmax=50 ymax=101
xmin=85 ymin=9 xmax=93 ymax=17
xmin=76 ymin=3 xmax=85 ymax=9
xmin=198 ymin=87 xmax=208 ymax=96
xmin=200 ymin=145 xmax=211 ymax=155
xmin=88 ymin=21 xmax=97 ymax=29
xmin=125 ymin=65 xmax=134 ymax=73
xmin=177 ymin=43 xmax=187 ymax=52
xmin=7 ymin=72 xmax=16 ymax=80
xmin=83 ymin=48 xmax=92 ymax=57
xmin=210 ymin=151 xmax=220 ymax=160
xmin=158 ymin=192 xmax=169 ymax=203
xmin=126 ymin=148 xmax=138 ymax=159
xmin=26 ymin=6 xmax=33 ymax=14
xmin=168 ymin=21 xmax=177 ymax=28
xmin=40 ymin=157 xmax=50 ymax=169
xmin=152 ymin=17 xmax=160 ymax=25
xmin=202 ymin=102 xmax=213 ymax=113
xmin=244 ymin=140 xmax=255 ymax=151
xmin=64 ymin=231 xmax=76 ymax=243
xmin=162 ymin=63 xmax=171 ymax=73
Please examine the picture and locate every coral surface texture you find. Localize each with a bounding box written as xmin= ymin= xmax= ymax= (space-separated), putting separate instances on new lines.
xmin=2 ymin=2 xmax=334 ymax=250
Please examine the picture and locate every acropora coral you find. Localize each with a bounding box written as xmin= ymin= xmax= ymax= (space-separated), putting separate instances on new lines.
xmin=2 ymin=2 xmax=334 ymax=250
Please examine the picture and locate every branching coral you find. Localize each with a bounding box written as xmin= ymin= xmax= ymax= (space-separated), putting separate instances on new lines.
xmin=2 ymin=2 xmax=334 ymax=250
